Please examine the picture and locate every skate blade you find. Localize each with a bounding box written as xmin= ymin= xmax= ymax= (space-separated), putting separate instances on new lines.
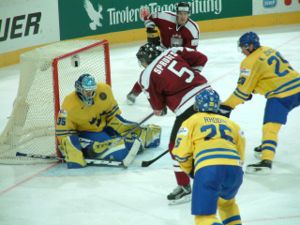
xmin=245 ymin=166 xmax=271 ymax=174
xmin=168 ymin=194 xmax=191 ymax=205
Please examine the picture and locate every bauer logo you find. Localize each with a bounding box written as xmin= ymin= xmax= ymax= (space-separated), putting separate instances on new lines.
xmin=83 ymin=0 xmax=104 ymax=30
xmin=263 ymin=0 xmax=277 ymax=8
xmin=0 ymin=12 xmax=41 ymax=42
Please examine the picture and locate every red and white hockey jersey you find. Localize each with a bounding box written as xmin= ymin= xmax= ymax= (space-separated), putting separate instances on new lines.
xmin=139 ymin=47 xmax=209 ymax=116
xmin=145 ymin=11 xmax=200 ymax=49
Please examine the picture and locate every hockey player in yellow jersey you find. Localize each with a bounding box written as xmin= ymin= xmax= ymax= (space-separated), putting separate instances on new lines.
xmin=173 ymin=89 xmax=245 ymax=225
xmin=219 ymin=31 xmax=300 ymax=174
xmin=56 ymin=74 xmax=161 ymax=168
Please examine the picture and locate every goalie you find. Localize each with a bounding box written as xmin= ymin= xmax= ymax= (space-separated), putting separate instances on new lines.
xmin=55 ymin=74 xmax=161 ymax=169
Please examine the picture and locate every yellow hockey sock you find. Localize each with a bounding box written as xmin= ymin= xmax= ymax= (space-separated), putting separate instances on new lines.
xmin=218 ymin=198 xmax=242 ymax=225
xmin=261 ymin=123 xmax=281 ymax=161
xmin=194 ymin=215 xmax=222 ymax=225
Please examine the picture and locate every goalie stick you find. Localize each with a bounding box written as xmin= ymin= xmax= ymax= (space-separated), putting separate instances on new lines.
xmin=122 ymin=112 xmax=154 ymax=136
xmin=16 ymin=152 xmax=124 ymax=167
xmin=141 ymin=149 xmax=169 ymax=167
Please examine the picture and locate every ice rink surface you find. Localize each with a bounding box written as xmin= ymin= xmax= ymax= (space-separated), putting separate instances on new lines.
xmin=0 ymin=24 xmax=300 ymax=225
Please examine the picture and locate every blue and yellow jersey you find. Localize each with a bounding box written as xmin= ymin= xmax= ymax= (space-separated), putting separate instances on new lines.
xmin=172 ymin=112 xmax=245 ymax=175
xmin=223 ymin=46 xmax=300 ymax=108
xmin=56 ymin=83 xmax=121 ymax=142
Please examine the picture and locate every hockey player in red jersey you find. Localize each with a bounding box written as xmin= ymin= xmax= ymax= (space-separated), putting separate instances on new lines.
xmin=136 ymin=43 xmax=210 ymax=204
xmin=127 ymin=2 xmax=202 ymax=104
xmin=143 ymin=2 xmax=199 ymax=49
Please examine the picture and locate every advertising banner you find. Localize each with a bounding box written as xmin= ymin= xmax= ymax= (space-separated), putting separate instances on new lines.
xmin=0 ymin=0 xmax=60 ymax=54
xmin=59 ymin=0 xmax=252 ymax=40
xmin=253 ymin=0 xmax=300 ymax=15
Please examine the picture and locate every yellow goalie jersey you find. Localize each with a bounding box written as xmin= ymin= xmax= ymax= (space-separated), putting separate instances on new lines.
xmin=173 ymin=112 xmax=245 ymax=175
xmin=56 ymin=83 xmax=121 ymax=142
xmin=223 ymin=46 xmax=300 ymax=108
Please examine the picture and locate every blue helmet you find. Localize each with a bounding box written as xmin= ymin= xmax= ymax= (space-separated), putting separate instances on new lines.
xmin=194 ymin=89 xmax=220 ymax=113
xmin=238 ymin=32 xmax=260 ymax=50
xmin=75 ymin=74 xmax=97 ymax=105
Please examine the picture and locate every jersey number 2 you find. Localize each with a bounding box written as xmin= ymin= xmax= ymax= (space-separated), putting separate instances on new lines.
xmin=268 ymin=52 xmax=292 ymax=77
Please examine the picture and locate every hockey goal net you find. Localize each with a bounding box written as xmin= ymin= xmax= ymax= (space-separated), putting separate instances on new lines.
xmin=0 ymin=39 xmax=111 ymax=164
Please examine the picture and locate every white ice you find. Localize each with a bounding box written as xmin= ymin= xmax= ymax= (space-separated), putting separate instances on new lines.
xmin=1 ymin=24 xmax=300 ymax=225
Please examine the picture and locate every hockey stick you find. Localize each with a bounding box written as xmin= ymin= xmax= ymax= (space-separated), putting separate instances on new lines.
xmin=16 ymin=152 xmax=123 ymax=167
xmin=141 ymin=149 xmax=169 ymax=167
xmin=122 ymin=112 xmax=154 ymax=137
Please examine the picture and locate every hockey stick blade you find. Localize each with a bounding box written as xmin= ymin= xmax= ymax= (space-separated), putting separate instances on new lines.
xmin=16 ymin=152 xmax=124 ymax=167
xmin=85 ymin=159 xmax=123 ymax=167
xmin=141 ymin=149 xmax=169 ymax=167
xmin=122 ymin=139 xmax=141 ymax=168
xmin=16 ymin=152 xmax=61 ymax=160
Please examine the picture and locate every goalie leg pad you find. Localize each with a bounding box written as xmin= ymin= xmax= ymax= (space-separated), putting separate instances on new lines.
xmin=60 ymin=136 xmax=87 ymax=169
xmin=91 ymin=138 xmax=127 ymax=161
xmin=139 ymin=124 xmax=161 ymax=148
xmin=91 ymin=137 xmax=141 ymax=163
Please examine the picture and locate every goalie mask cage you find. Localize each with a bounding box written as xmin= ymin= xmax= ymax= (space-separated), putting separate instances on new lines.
xmin=0 ymin=39 xmax=111 ymax=164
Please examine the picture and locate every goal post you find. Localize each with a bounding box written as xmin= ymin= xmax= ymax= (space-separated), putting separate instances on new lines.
xmin=0 ymin=39 xmax=111 ymax=164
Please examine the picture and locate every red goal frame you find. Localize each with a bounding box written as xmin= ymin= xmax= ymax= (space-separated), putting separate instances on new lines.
xmin=51 ymin=40 xmax=111 ymax=155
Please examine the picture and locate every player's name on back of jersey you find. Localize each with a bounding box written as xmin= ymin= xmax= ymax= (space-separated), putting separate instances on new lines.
xmin=153 ymin=51 xmax=177 ymax=74
xmin=203 ymin=117 xmax=227 ymax=124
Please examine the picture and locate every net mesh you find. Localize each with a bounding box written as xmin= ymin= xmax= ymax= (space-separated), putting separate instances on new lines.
xmin=0 ymin=40 xmax=110 ymax=164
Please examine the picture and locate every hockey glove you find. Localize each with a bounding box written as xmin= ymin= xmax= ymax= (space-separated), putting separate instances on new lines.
xmin=139 ymin=7 xmax=150 ymax=21
xmin=126 ymin=91 xmax=137 ymax=105
xmin=147 ymin=28 xmax=160 ymax=46
xmin=218 ymin=105 xmax=233 ymax=118
xmin=246 ymin=94 xmax=253 ymax=101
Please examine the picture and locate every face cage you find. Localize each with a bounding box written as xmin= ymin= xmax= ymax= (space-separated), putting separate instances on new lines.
xmin=237 ymin=41 xmax=250 ymax=53
xmin=78 ymin=86 xmax=96 ymax=105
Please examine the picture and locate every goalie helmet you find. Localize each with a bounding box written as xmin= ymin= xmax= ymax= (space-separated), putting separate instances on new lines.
xmin=238 ymin=32 xmax=260 ymax=50
xmin=75 ymin=74 xmax=97 ymax=105
xmin=194 ymin=89 xmax=220 ymax=113
xmin=176 ymin=2 xmax=191 ymax=14
xmin=136 ymin=43 xmax=163 ymax=65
